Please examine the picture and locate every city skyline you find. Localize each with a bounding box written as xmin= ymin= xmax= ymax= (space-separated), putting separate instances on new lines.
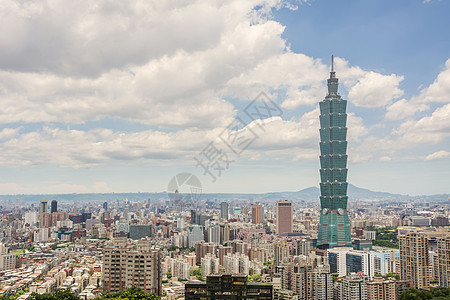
xmin=0 ymin=0 xmax=449 ymax=196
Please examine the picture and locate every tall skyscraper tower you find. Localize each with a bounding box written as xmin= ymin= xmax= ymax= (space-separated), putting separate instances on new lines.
xmin=317 ymin=56 xmax=352 ymax=248
xmin=39 ymin=200 xmax=48 ymax=227
xmin=51 ymin=200 xmax=57 ymax=213
xmin=399 ymin=232 xmax=430 ymax=290
xmin=252 ymin=204 xmax=263 ymax=224
xmin=220 ymin=202 xmax=228 ymax=220
xmin=276 ymin=200 xmax=293 ymax=234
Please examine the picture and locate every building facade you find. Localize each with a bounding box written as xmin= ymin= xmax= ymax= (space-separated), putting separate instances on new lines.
xmin=185 ymin=274 xmax=272 ymax=299
xmin=317 ymin=58 xmax=352 ymax=248
xmin=437 ymin=235 xmax=450 ymax=287
xmin=220 ymin=202 xmax=229 ymax=220
xmin=252 ymin=204 xmax=263 ymax=224
xmin=399 ymin=232 xmax=430 ymax=290
xmin=50 ymin=200 xmax=58 ymax=213
xmin=103 ymin=238 xmax=162 ymax=296
xmin=276 ymin=200 xmax=293 ymax=234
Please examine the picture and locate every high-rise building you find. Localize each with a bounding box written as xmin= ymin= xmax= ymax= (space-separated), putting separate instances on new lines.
xmin=338 ymin=274 xmax=368 ymax=300
xmin=399 ymin=232 xmax=430 ymax=290
xmin=313 ymin=265 xmax=333 ymax=300
xmin=220 ymin=202 xmax=228 ymax=220
xmin=39 ymin=200 xmax=48 ymax=227
xmin=252 ymin=204 xmax=263 ymax=224
xmin=281 ymin=258 xmax=314 ymax=299
xmin=317 ymin=57 xmax=352 ymax=248
xmin=103 ymin=238 xmax=162 ymax=296
xmin=0 ymin=243 xmax=16 ymax=271
xmin=129 ymin=224 xmax=152 ymax=240
xmin=207 ymin=224 xmax=220 ymax=244
xmin=195 ymin=242 xmax=217 ymax=265
xmin=367 ymin=277 xmax=410 ymax=300
xmin=223 ymin=253 xmax=249 ymax=275
xmin=103 ymin=201 xmax=108 ymax=211
xmin=188 ymin=225 xmax=204 ymax=248
xmin=276 ymin=200 xmax=293 ymax=234
xmin=201 ymin=253 xmax=219 ymax=276
xmin=328 ymin=247 xmax=375 ymax=278
xmin=50 ymin=200 xmax=57 ymax=213
xmin=273 ymin=241 xmax=289 ymax=267
xmin=171 ymin=258 xmax=189 ymax=280
xmin=437 ymin=235 xmax=450 ymax=287
xmin=296 ymin=238 xmax=311 ymax=256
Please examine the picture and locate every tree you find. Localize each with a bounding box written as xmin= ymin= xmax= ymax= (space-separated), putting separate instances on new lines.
xmin=99 ymin=286 xmax=160 ymax=299
xmin=28 ymin=289 xmax=79 ymax=300
xmin=248 ymin=274 xmax=261 ymax=282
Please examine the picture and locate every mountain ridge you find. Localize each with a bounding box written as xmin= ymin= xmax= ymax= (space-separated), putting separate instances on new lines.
xmin=0 ymin=184 xmax=447 ymax=203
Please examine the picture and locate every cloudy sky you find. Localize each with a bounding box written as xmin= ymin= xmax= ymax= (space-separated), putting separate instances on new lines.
xmin=0 ymin=0 xmax=449 ymax=195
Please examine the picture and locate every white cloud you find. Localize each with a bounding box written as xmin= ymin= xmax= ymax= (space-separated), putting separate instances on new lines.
xmin=385 ymin=99 xmax=429 ymax=120
xmin=0 ymin=0 xmax=291 ymax=128
xmin=412 ymin=58 xmax=450 ymax=103
xmin=425 ymin=150 xmax=450 ymax=161
xmin=379 ymin=156 xmax=392 ymax=162
xmin=347 ymin=113 xmax=368 ymax=143
xmin=347 ymin=71 xmax=404 ymax=108
xmin=394 ymin=103 xmax=450 ymax=145
xmin=0 ymin=127 xmax=222 ymax=168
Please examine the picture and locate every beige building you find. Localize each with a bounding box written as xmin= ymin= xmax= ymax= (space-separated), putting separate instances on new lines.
xmin=281 ymin=258 xmax=314 ymax=299
xmin=437 ymin=235 xmax=450 ymax=287
xmin=0 ymin=243 xmax=16 ymax=271
xmin=252 ymin=204 xmax=263 ymax=224
xmin=366 ymin=277 xmax=410 ymax=300
xmin=103 ymin=238 xmax=162 ymax=296
xmin=276 ymin=200 xmax=293 ymax=234
xmin=399 ymin=232 xmax=430 ymax=290
xmin=273 ymin=241 xmax=289 ymax=267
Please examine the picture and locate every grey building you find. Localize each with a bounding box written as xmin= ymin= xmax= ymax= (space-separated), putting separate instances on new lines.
xmin=129 ymin=224 xmax=152 ymax=240
xmin=220 ymin=202 xmax=228 ymax=220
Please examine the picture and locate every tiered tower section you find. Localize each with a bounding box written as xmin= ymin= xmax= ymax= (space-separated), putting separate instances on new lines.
xmin=317 ymin=57 xmax=352 ymax=248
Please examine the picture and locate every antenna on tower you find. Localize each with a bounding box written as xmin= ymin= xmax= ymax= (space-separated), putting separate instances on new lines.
xmin=331 ymin=55 xmax=334 ymax=73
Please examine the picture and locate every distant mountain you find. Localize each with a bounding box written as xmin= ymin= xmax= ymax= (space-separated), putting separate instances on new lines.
xmin=0 ymin=185 xmax=447 ymax=203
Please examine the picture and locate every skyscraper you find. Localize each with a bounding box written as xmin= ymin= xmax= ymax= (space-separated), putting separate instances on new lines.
xmin=50 ymin=200 xmax=57 ymax=213
xmin=252 ymin=204 xmax=263 ymax=224
xmin=317 ymin=57 xmax=352 ymax=248
xmin=437 ymin=235 xmax=450 ymax=287
xmin=103 ymin=201 xmax=108 ymax=211
xmin=39 ymin=200 xmax=48 ymax=227
xmin=220 ymin=202 xmax=228 ymax=220
xmin=399 ymin=232 xmax=430 ymax=290
xmin=276 ymin=200 xmax=293 ymax=234
xmin=103 ymin=238 xmax=162 ymax=295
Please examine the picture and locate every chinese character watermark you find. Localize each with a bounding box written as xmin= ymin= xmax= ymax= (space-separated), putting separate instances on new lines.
xmin=194 ymin=92 xmax=282 ymax=182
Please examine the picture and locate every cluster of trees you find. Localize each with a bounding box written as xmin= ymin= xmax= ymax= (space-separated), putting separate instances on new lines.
xmin=248 ymin=273 xmax=261 ymax=282
xmin=98 ymin=286 xmax=160 ymax=299
xmin=0 ymin=287 xmax=160 ymax=300
xmin=189 ymin=269 xmax=203 ymax=281
xmin=366 ymin=226 xmax=399 ymax=249
xmin=399 ymin=287 xmax=450 ymax=299
xmin=374 ymin=272 xmax=400 ymax=280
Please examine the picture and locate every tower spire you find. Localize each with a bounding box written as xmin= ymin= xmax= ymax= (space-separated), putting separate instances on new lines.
xmin=327 ymin=55 xmax=338 ymax=95
xmin=330 ymin=55 xmax=336 ymax=79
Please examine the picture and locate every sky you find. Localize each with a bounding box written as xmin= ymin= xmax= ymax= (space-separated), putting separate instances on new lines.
xmin=0 ymin=0 xmax=449 ymax=196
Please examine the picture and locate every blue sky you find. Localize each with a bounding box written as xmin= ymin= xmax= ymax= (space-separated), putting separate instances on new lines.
xmin=0 ymin=0 xmax=448 ymax=196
